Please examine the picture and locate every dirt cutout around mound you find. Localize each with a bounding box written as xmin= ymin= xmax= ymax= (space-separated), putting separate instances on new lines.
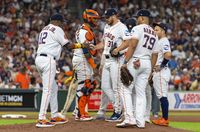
xmin=0 ymin=116 xmax=192 ymax=132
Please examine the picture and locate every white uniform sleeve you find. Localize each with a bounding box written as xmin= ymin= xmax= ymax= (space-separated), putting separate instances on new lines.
xmin=131 ymin=26 xmax=141 ymax=40
xmin=162 ymin=39 xmax=171 ymax=53
xmin=56 ymin=27 xmax=69 ymax=46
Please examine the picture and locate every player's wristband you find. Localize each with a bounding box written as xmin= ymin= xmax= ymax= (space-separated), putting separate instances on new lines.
xmin=74 ymin=43 xmax=84 ymax=49
xmin=160 ymin=58 xmax=169 ymax=68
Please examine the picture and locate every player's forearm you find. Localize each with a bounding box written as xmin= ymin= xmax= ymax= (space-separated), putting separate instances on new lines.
xmin=124 ymin=48 xmax=134 ymax=64
xmin=116 ymin=40 xmax=129 ymax=52
xmin=160 ymin=52 xmax=171 ymax=67
xmin=151 ymin=53 xmax=158 ymax=69
xmin=164 ymin=52 xmax=171 ymax=60
xmin=124 ymin=39 xmax=138 ymax=64
xmin=94 ymin=42 xmax=104 ymax=50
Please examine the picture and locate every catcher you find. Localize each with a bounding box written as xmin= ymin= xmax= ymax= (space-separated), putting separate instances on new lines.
xmin=68 ymin=9 xmax=100 ymax=121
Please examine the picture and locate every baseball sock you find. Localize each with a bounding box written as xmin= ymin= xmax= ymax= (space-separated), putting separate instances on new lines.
xmin=160 ymin=97 xmax=169 ymax=120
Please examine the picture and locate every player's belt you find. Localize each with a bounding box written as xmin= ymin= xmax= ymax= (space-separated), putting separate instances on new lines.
xmin=105 ymin=53 xmax=124 ymax=59
xmin=38 ymin=53 xmax=56 ymax=60
xmin=105 ymin=55 xmax=110 ymax=59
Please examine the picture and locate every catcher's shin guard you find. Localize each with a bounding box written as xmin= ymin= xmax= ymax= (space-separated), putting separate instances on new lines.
xmin=77 ymin=79 xmax=98 ymax=117
xmin=78 ymin=95 xmax=88 ymax=116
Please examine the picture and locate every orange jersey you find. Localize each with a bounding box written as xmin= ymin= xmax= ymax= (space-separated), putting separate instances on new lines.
xmin=15 ymin=72 xmax=30 ymax=89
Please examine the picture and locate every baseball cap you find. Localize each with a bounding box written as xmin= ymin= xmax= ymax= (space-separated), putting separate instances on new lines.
xmin=133 ymin=9 xmax=152 ymax=18
xmin=103 ymin=8 xmax=118 ymax=18
xmin=125 ymin=18 xmax=136 ymax=30
xmin=50 ymin=14 xmax=67 ymax=22
xmin=153 ymin=22 xmax=168 ymax=32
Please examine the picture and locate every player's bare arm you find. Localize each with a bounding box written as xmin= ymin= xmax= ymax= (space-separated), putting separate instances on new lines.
xmin=123 ymin=38 xmax=138 ymax=65
xmin=149 ymin=52 xmax=158 ymax=80
xmin=153 ymin=52 xmax=171 ymax=72
xmin=112 ymin=40 xmax=129 ymax=55
xmin=93 ymin=41 xmax=105 ymax=50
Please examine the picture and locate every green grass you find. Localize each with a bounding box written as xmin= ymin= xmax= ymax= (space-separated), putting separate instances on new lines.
xmin=170 ymin=122 xmax=200 ymax=132
xmin=0 ymin=119 xmax=35 ymax=125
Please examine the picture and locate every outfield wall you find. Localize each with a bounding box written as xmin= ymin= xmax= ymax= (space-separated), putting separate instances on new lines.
xmin=88 ymin=91 xmax=200 ymax=111
xmin=0 ymin=89 xmax=199 ymax=111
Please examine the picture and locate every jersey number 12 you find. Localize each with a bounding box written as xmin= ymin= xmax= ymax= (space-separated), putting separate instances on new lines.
xmin=38 ymin=32 xmax=48 ymax=44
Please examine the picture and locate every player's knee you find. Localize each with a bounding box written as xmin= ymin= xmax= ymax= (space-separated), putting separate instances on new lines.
xmin=80 ymin=79 xmax=97 ymax=95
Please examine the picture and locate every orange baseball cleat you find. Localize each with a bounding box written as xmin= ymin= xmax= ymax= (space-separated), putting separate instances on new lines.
xmin=152 ymin=118 xmax=169 ymax=127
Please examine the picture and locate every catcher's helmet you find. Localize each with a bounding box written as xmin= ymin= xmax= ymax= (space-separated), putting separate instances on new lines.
xmin=82 ymin=9 xmax=100 ymax=27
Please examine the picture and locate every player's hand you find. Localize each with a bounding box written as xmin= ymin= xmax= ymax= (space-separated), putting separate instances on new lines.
xmin=121 ymin=63 xmax=127 ymax=69
xmin=133 ymin=59 xmax=140 ymax=69
xmin=153 ymin=65 xmax=162 ymax=72
xmin=89 ymin=44 xmax=95 ymax=50
xmin=112 ymin=48 xmax=119 ymax=55
xmin=82 ymin=41 xmax=92 ymax=49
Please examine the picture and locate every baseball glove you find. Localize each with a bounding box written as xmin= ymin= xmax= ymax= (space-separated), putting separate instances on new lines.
xmin=120 ymin=66 xmax=133 ymax=86
xmin=109 ymin=43 xmax=122 ymax=57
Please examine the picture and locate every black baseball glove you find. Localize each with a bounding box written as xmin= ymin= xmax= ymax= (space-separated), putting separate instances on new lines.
xmin=120 ymin=66 xmax=133 ymax=86
xmin=110 ymin=43 xmax=122 ymax=57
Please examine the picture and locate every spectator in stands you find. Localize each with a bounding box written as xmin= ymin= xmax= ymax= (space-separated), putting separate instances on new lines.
xmin=0 ymin=0 xmax=199 ymax=91
xmin=15 ymin=66 xmax=30 ymax=89
xmin=181 ymin=68 xmax=192 ymax=91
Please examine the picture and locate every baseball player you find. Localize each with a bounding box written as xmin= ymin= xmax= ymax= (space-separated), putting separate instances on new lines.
xmin=113 ymin=9 xmax=159 ymax=128
xmin=72 ymin=9 xmax=100 ymax=121
xmin=145 ymin=83 xmax=160 ymax=123
xmin=94 ymin=8 xmax=131 ymax=122
xmin=95 ymin=17 xmax=136 ymax=120
xmin=35 ymin=14 xmax=69 ymax=128
xmin=151 ymin=22 xmax=171 ymax=126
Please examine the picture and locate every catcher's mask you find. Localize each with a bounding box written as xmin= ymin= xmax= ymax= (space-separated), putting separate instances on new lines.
xmin=82 ymin=9 xmax=100 ymax=27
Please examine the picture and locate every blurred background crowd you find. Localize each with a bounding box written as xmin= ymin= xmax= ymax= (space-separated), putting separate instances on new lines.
xmin=0 ymin=0 xmax=199 ymax=91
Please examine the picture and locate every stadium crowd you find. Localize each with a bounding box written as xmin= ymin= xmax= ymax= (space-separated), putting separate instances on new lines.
xmin=0 ymin=0 xmax=199 ymax=90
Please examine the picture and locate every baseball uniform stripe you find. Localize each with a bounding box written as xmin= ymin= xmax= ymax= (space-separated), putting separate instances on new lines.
xmin=43 ymin=58 xmax=52 ymax=117
xmin=159 ymin=72 xmax=163 ymax=97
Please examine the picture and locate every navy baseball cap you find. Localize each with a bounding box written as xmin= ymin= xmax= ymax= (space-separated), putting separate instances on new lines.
xmin=50 ymin=14 xmax=67 ymax=22
xmin=133 ymin=9 xmax=152 ymax=18
xmin=103 ymin=8 xmax=118 ymax=18
xmin=125 ymin=18 xmax=136 ymax=30
xmin=153 ymin=22 xmax=168 ymax=32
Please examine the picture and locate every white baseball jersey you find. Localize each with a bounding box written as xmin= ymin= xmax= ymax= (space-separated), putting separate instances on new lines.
xmin=103 ymin=21 xmax=131 ymax=55
xmin=73 ymin=25 xmax=94 ymax=57
xmin=153 ymin=37 xmax=171 ymax=99
xmin=155 ymin=37 xmax=171 ymax=65
xmin=130 ymin=24 xmax=159 ymax=59
xmin=37 ymin=24 xmax=69 ymax=60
